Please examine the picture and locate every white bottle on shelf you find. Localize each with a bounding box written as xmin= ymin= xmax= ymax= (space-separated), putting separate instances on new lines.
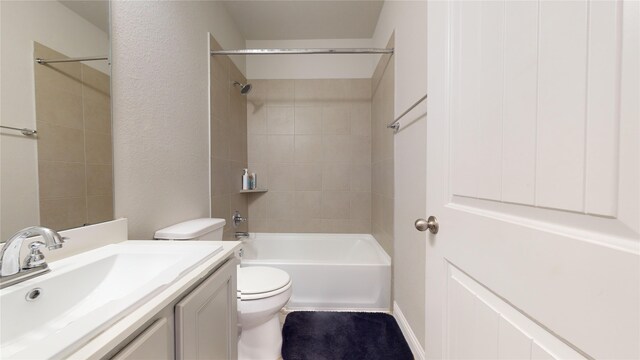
xmin=242 ymin=169 xmax=250 ymax=190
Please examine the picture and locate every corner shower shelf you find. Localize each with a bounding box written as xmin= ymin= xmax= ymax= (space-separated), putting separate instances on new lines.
xmin=239 ymin=189 xmax=268 ymax=194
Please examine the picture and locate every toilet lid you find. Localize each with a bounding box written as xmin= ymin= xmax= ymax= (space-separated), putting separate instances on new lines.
xmin=237 ymin=266 xmax=290 ymax=296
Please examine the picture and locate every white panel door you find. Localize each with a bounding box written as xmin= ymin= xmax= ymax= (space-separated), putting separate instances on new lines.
xmin=425 ymin=1 xmax=639 ymax=359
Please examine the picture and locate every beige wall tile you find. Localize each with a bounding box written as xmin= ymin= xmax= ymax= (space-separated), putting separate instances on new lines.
xmin=247 ymin=78 xmax=373 ymax=234
xmin=322 ymin=106 xmax=350 ymax=134
xmin=294 ymin=106 xmax=322 ymax=134
xmin=267 ymin=135 xmax=294 ymax=163
xmin=85 ymin=130 xmax=113 ymax=165
xmin=34 ymin=44 xmax=83 ymax=129
xmin=322 ymin=162 xmax=351 ymax=191
xmin=82 ymin=66 xmax=111 ymax=134
xmin=267 ymin=192 xmax=296 ymax=219
xmin=350 ymin=192 xmax=372 ymax=221
xmin=211 ymin=158 xmax=230 ymax=196
xmin=40 ymin=197 xmax=87 ymax=231
xmin=294 ymin=164 xmax=322 ymax=191
xmin=267 ymin=106 xmax=294 ymax=134
xmin=350 ymin=104 xmax=372 ymax=137
xmin=351 ymin=163 xmax=372 ymax=192
xmin=351 ymin=136 xmax=372 ymax=164
xmin=294 ymin=191 xmax=322 ymax=219
xmin=211 ymin=117 xmax=230 ymax=159
xmin=248 ymin=103 xmax=266 ymax=134
xmin=36 ymin=121 xmax=85 ymax=163
xmin=322 ymin=135 xmax=351 ymax=163
xmin=87 ymin=195 xmax=114 ymax=225
xmin=211 ymin=76 xmax=229 ymax=121
xmin=248 ymin=134 xmax=268 ymax=164
xmin=229 ymin=128 xmax=248 ymax=163
xmin=87 ymin=164 xmax=113 ymax=196
xmin=320 ymin=219 xmax=352 ymax=233
xmin=349 ymin=79 xmax=372 ymax=101
xmin=211 ymin=195 xmax=229 ymax=231
xmin=247 ymin=193 xmax=268 ymax=220
xmin=38 ymin=161 xmax=86 ymax=200
xmin=294 ymin=135 xmax=323 ymax=163
xmin=321 ymin=191 xmax=350 ymax=219
xmin=268 ymin=163 xmax=295 ymax=190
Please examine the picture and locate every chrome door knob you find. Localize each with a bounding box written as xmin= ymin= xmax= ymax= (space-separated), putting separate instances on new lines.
xmin=415 ymin=216 xmax=439 ymax=234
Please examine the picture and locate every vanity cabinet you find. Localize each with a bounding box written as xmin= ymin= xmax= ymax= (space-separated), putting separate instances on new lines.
xmin=111 ymin=318 xmax=172 ymax=360
xmin=176 ymin=257 xmax=238 ymax=359
xmin=109 ymin=257 xmax=238 ymax=360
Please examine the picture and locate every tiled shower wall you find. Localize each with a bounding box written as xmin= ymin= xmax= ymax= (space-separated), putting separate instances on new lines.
xmin=246 ymin=79 xmax=372 ymax=233
xmin=210 ymin=35 xmax=249 ymax=239
xmin=371 ymin=37 xmax=395 ymax=257
xmin=34 ymin=42 xmax=113 ymax=231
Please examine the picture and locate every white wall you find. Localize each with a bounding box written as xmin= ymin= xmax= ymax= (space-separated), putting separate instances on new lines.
xmin=0 ymin=1 xmax=109 ymax=239
xmin=245 ymin=38 xmax=377 ymax=79
xmin=372 ymin=0 xmax=428 ymax=353
xmin=110 ymin=1 xmax=245 ymax=239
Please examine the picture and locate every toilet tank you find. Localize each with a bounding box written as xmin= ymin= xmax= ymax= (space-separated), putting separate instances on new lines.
xmin=154 ymin=218 xmax=226 ymax=241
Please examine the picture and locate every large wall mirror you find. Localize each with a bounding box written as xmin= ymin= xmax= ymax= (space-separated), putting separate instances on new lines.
xmin=0 ymin=1 xmax=112 ymax=240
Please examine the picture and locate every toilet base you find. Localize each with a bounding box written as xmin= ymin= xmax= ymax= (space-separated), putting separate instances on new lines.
xmin=238 ymin=315 xmax=282 ymax=360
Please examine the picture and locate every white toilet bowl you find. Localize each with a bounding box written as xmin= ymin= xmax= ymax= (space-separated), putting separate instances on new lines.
xmin=237 ymin=266 xmax=292 ymax=360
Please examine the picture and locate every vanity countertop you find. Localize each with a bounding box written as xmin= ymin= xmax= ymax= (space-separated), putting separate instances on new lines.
xmin=66 ymin=240 xmax=241 ymax=359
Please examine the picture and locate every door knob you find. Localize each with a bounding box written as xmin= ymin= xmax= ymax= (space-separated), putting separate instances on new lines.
xmin=415 ymin=216 xmax=439 ymax=234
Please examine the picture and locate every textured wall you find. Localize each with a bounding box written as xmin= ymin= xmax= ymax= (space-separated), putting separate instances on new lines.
xmin=371 ymin=36 xmax=395 ymax=261
xmin=210 ymin=35 xmax=249 ymax=239
xmin=246 ymin=79 xmax=372 ymax=233
xmin=34 ymin=43 xmax=113 ymax=231
xmin=373 ymin=1 xmax=428 ymax=351
xmin=110 ymin=2 xmax=245 ymax=239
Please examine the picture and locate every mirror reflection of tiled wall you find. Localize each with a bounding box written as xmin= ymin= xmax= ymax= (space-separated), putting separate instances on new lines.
xmin=34 ymin=42 xmax=113 ymax=231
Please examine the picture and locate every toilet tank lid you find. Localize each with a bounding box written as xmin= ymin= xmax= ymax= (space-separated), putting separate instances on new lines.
xmin=154 ymin=218 xmax=226 ymax=240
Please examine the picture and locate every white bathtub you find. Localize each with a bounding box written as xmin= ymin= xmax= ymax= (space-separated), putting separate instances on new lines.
xmin=240 ymin=233 xmax=391 ymax=311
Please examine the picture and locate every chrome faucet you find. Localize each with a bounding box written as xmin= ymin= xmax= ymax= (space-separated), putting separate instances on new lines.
xmin=0 ymin=226 xmax=66 ymax=288
xmin=232 ymin=210 xmax=247 ymax=228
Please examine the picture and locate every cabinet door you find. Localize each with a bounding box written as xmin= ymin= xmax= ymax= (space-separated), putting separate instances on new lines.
xmin=112 ymin=318 xmax=172 ymax=360
xmin=175 ymin=259 xmax=238 ymax=360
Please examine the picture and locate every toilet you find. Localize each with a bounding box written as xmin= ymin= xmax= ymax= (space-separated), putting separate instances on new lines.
xmin=154 ymin=218 xmax=292 ymax=360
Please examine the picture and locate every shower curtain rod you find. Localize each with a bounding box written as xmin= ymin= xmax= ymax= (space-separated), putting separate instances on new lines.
xmin=35 ymin=56 xmax=108 ymax=64
xmin=210 ymin=48 xmax=394 ymax=56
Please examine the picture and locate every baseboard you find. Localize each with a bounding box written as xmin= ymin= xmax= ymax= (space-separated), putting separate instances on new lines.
xmin=393 ymin=301 xmax=425 ymax=360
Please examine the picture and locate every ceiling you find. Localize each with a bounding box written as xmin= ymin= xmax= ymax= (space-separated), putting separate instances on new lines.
xmin=222 ymin=1 xmax=384 ymax=40
xmin=59 ymin=0 xmax=110 ymax=33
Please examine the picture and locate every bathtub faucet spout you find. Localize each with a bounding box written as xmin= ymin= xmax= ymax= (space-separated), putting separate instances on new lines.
xmin=235 ymin=232 xmax=250 ymax=239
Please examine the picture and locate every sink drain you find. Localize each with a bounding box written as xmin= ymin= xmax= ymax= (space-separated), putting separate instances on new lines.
xmin=25 ymin=287 xmax=43 ymax=301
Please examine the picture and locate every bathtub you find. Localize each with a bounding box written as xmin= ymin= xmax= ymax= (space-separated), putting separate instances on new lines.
xmin=240 ymin=233 xmax=391 ymax=311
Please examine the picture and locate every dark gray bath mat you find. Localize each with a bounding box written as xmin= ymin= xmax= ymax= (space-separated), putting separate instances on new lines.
xmin=281 ymin=311 xmax=413 ymax=360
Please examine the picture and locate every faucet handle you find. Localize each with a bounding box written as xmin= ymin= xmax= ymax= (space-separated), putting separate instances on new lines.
xmin=23 ymin=241 xmax=47 ymax=269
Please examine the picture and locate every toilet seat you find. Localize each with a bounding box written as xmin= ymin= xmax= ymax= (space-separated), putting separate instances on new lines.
xmin=237 ymin=266 xmax=292 ymax=301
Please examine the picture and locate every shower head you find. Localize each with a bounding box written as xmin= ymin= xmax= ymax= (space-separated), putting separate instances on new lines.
xmin=233 ymin=81 xmax=252 ymax=95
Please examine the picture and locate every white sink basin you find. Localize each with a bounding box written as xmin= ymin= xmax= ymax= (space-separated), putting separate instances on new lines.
xmin=0 ymin=241 xmax=222 ymax=359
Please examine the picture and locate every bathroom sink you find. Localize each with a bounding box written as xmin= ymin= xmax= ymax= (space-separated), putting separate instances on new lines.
xmin=0 ymin=241 xmax=222 ymax=359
